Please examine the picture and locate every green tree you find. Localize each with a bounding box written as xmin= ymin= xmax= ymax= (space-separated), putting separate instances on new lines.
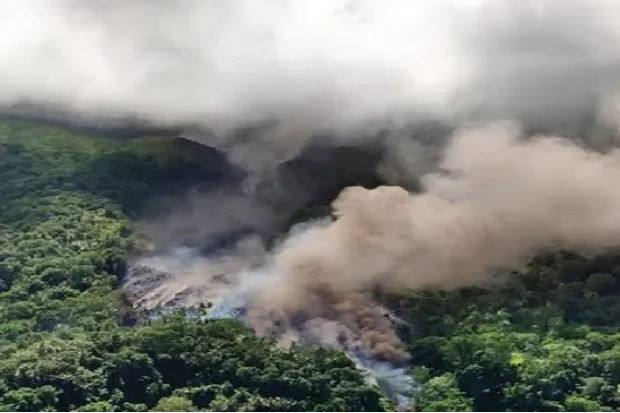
xmin=153 ymin=396 xmax=196 ymax=412
xmin=415 ymin=374 xmax=473 ymax=412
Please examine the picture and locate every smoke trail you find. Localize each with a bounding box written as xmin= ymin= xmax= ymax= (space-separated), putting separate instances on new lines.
xmin=124 ymin=236 xmax=266 ymax=309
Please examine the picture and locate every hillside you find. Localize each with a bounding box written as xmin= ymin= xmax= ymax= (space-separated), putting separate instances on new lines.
xmin=1 ymin=121 xmax=620 ymax=411
xmin=0 ymin=121 xmax=390 ymax=412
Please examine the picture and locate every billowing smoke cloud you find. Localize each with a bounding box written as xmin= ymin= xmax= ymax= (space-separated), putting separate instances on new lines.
xmin=241 ymin=120 xmax=620 ymax=358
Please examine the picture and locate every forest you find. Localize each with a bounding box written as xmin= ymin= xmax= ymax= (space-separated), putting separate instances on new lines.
xmin=2 ymin=120 xmax=620 ymax=411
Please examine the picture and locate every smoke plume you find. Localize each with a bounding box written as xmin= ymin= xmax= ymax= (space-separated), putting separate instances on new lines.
xmin=237 ymin=120 xmax=620 ymax=359
xmin=126 ymin=121 xmax=620 ymax=404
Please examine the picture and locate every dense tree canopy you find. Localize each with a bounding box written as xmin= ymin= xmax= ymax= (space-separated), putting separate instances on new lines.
xmin=389 ymin=251 xmax=620 ymax=411
xmin=3 ymin=119 xmax=620 ymax=411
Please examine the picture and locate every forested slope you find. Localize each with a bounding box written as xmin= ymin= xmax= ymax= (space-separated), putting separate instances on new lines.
xmin=0 ymin=121 xmax=389 ymax=412
xmin=2 ymin=121 xmax=620 ymax=411
xmin=389 ymin=250 xmax=620 ymax=411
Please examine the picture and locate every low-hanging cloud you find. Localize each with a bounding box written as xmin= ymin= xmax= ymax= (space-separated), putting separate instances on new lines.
xmin=3 ymin=0 xmax=620 ymax=161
